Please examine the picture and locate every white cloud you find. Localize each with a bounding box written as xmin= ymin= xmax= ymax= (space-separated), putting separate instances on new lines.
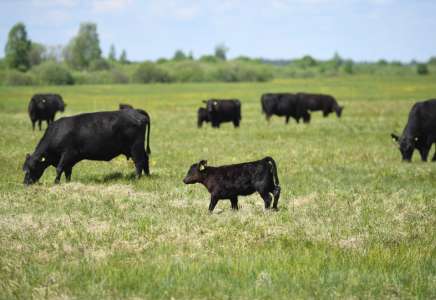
xmin=93 ymin=0 xmax=133 ymax=12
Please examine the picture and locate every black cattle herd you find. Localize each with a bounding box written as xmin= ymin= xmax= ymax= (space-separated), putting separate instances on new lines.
xmin=23 ymin=92 xmax=436 ymax=211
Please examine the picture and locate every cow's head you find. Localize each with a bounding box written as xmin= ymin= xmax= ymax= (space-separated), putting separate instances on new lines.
xmin=183 ymin=160 xmax=208 ymax=184
xmin=391 ymin=134 xmax=416 ymax=162
xmin=32 ymin=96 xmax=46 ymax=110
xmin=336 ymin=106 xmax=344 ymax=117
xmin=205 ymin=100 xmax=218 ymax=113
xmin=23 ymin=153 xmax=49 ymax=184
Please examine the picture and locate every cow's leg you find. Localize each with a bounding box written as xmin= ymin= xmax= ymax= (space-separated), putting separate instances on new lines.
xmin=432 ymin=143 xmax=436 ymax=162
xmin=285 ymin=116 xmax=290 ymax=124
xmin=38 ymin=120 xmax=42 ymax=131
xmin=419 ymin=147 xmax=429 ymax=162
xmin=295 ymin=117 xmax=300 ymax=124
xmin=65 ymin=167 xmax=72 ymax=182
xmin=266 ymin=114 xmax=271 ymax=123
xmin=259 ymin=190 xmax=272 ymax=209
xmin=131 ymin=143 xmax=147 ymax=179
xmin=208 ymin=195 xmax=219 ymax=212
xmin=233 ymin=119 xmax=240 ymax=128
xmin=323 ymin=110 xmax=329 ymax=117
xmin=230 ymin=197 xmax=238 ymax=210
xmin=32 ymin=121 xmax=35 ymax=130
xmin=272 ymin=186 xmax=281 ymax=210
xmin=55 ymin=154 xmax=75 ymax=184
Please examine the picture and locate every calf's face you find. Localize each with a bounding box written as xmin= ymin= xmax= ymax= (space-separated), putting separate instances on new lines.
xmin=183 ymin=160 xmax=207 ymax=184
xmin=23 ymin=153 xmax=47 ymax=184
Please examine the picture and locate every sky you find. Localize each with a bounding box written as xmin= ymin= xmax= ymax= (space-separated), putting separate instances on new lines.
xmin=0 ymin=0 xmax=435 ymax=63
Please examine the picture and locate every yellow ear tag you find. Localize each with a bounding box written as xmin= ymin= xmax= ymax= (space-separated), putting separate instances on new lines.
xmin=392 ymin=138 xmax=395 ymax=141
xmin=41 ymin=157 xmax=45 ymax=162
xmin=199 ymin=165 xmax=205 ymax=170
xmin=415 ymin=138 xmax=418 ymax=141
xmin=214 ymin=101 xmax=217 ymax=105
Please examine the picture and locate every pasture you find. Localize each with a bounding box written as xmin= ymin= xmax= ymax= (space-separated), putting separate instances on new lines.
xmin=1 ymin=76 xmax=436 ymax=299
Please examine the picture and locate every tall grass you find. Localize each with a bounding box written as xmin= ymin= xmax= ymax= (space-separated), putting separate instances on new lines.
xmin=1 ymin=76 xmax=436 ymax=298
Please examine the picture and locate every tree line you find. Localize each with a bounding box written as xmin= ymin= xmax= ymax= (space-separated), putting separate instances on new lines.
xmin=1 ymin=22 xmax=435 ymax=86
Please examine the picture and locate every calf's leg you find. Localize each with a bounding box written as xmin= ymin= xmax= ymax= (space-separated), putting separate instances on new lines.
xmin=259 ymin=190 xmax=272 ymax=209
xmin=209 ymin=195 xmax=219 ymax=212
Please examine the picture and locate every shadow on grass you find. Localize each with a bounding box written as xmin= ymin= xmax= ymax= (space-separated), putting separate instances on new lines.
xmin=89 ymin=172 xmax=161 ymax=183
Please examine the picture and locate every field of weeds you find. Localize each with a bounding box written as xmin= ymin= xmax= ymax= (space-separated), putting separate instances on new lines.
xmin=1 ymin=76 xmax=436 ymax=298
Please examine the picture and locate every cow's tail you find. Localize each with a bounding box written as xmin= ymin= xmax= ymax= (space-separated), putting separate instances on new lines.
xmin=261 ymin=95 xmax=265 ymax=114
xmin=264 ymin=156 xmax=279 ymax=186
xmin=136 ymin=109 xmax=151 ymax=154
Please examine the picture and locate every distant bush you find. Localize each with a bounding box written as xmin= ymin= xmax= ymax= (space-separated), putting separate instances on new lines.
xmin=0 ymin=71 xmax=5 ymax=85
xmin=32 ymin=61 xmax=73 ymax=85
xmin=132 ymin=61 xmax=172 ymax=83
xmin=175 ymin=62 xmax=204 ymax=82
xmin=428 ymin=57 xmax=436 ymax=65
xmin=156 ymin=58 xmax=168 ymax=64
xmin=208 ymin=66 xmax=237 ymax=82
xmin=391 ymin=61 xmax=402 ymax=66
xmin=72 ymin=71 xmax=109 ymax=84
xmin=5 ymin=69 xmax=33 ymax=85
xmin=292 ymin=56 xmax=317 ymax=69
xmin=108 ymin=67 xmax=129 ymax=84
xmin=377 ymin=59 xmax=388 ymax=66
xmin=199 ymin=55 xmax=221 ymax=63
xmin=417 ymin=63 xmax=428 ymax=75
xmin=88 ymin=58 xmax=110 ymax=71
xmin=343 ymin=60 xmax=353 ymax=75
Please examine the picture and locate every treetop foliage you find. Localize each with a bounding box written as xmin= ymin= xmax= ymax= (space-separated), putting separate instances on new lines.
xmin=4 ymin=22 xmax=32 ymax=71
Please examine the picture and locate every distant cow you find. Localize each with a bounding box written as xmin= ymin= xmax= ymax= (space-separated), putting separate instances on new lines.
xmin=261 ymin=93 xmax=310 ymax=124
xmin=297 ymin=93 xmax=344 ymax=117
xmin=391 ymin=99 xmax=436 ymax=162
xmin=120 ymin=104 xmax=133 ymax=110
xmin=28 ymin=94 xmax=66 ymax=131
xmin=23 ymin=109 xmax=151 ymax=184
xmin=197 ymin=107 xmax=210 ymax=128
xmin=183 ymin=157 xmax=281 ymax=212
xmin=203 ymin=99 xmax=241 ymax=128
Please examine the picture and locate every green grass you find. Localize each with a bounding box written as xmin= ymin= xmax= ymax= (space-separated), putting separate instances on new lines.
xmin=1 ymin=76 xmax=436 ymax=299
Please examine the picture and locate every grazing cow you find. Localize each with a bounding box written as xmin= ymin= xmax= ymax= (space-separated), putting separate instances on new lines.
xmin=203 ymin=99 xmax=241 ymax=128
xmin=120 ymin=104 xmax=133 ymax=110
xmin=197 ymin=107 xmax=210 ymax=128
xmin=28 ymin=94 xmax=66 ymax=131
xmin=183 ymin=157 xmax=281 ymax=212
xmin=297 ymin=93 xmax=344 ymax=117
xmin=391 ymin=99 xmax=436 ymax=162
xmin=23 ymin=109 xmax=151 ymax=184
xmin=261 ymin=93 xmax=310 ymax=124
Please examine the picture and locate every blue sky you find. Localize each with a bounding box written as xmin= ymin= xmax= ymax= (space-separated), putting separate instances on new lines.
xmin=0 ymin=0 xmax=435 ymax=63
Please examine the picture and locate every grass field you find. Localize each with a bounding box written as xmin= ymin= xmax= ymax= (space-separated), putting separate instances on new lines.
xmin=1 ymin=76 xmax=436 ymax=299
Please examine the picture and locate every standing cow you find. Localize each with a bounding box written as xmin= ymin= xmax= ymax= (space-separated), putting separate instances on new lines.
xmin=197 ymin=107 xmax=210 ymax=128
xmin=261 ymin=93 xmax=310 ymax=124
xmin=28 ymin=94 xmax=66 ymax=131
xmin=23 ymin=109 xmax=151 ymax=184
xmin=183 ymin=157 xmax=281 ymax=212
xmin=203 ymin=99 xmax=241 ymax=128
xmin=391 ymin=99 xmax=436 ymax=162
xmin=297 ymin=93 xmax=344 ymax=118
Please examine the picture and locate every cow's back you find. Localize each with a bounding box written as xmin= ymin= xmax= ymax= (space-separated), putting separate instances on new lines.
xmin=406 ymin=99 xmax=436 ymax=135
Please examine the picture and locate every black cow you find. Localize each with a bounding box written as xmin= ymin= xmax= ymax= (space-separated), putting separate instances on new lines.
xmin=391 ymin=99 xmax=436 ymax=162
xmin=297 ymin=93 xmax=344 ymax=117
xmin=197 ymin=107 xmax=210 ymax=128
xmin=203 ymin=99 xmax=241 ymax=128
xmin=23 ymin=109 xmax=151 ymax=184
xmin=28 ymin=94 xmax=66 ymax=131
xmin=183 ymin=157 xmax=281 ymax=212
xmin=261 ymin=93 xmax=310 ymax=124
xmin=120 ymin=104 xmax=133 ymax=110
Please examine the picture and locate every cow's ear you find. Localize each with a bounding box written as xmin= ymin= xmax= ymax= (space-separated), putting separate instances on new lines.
xmin=26 ymin=153 xmax=30 ymax=159
xmin=391 ymin=134 xmax=399 ymax=142
xmin=203 ymin=100 xmax=207 ymax=103
xmin=198 ymin=160 xmax=207 ymax=171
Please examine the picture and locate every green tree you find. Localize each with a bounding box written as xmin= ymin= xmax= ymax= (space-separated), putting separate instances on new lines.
xmin=28 ymin=43 xmax=46 ymax=66
xmin=343 ymin=60 xmax=353 ymax=74
xmin=119 ymin=49 xmax=128 ymax=64
xmin=173 ymin=50 xmax=187 ymax=61
xmin=428 ymin=57 xmax=436 ymax=65
xmin=215 ymin=43 xmax=229 ymax=60
xmin=67 ymin=22 xmax=102 ymax=70
xmin=376 ymin=59 xmax=388 ymax=66
xmin=108 ymin=44 xmax=116 ymax=62
xmin=417 ymin=63 xmax=428 ymax=75
xmin=4 ymin=22 xmax=31 ymax=71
